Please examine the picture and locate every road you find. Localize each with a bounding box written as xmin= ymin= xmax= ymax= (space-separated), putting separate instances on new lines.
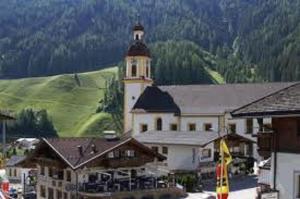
xmin=186 ymin=175 xmax=257 ymax=199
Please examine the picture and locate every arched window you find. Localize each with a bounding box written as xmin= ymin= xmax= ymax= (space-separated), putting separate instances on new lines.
xmin=146 ymin=66 xmax=149 ymax=77
xmin=131 ymin=59 xmax=137 ymax=77
xmin=135 ymin=34 xmax=139 ymax=40
xmin=156 ymin=118 xmax=162 ymax=131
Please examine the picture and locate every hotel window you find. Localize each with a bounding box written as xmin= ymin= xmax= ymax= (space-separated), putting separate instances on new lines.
xmin=140 ymin=124 xmax=148 ymax=133
xmin=151 ymin=146 xmax=159 ymax=153
xmin=57 ymin=190 xmax=62 ymax=199
xmin=228 ymin=123 xmax=236 ymax=134
xmin=40 ymin=166 xmax=45 ymax=175
xmin=162 ymin=146 xmax=168 ymax=155
xmin=66 ymin=170 xmax=71 ymax=182
xmin=246 ymin=119 xmax=253 ymax=134
xmin=64 ymin=192 xmax=68 ymax=199
xmin=48 ymin=188 xmax=54 ymax=199
xmin=188 ymin=123 xmax=196 ymax=131
xmin=170 ymin=123 xmax=178 ymax=131
xmin=204 ymin=123 xmax=212 ymax=131
xmin=49 ymin=167 xmax=53 ymax=177
xmin=14 ymin=169 xmax=17 ymax=177
xmin=156 ymin=118 xmax=163 ymax=131
xmin=40 ymin=185 xmax=46 ymax=198
xmin=125 ymin=150 xmax=135 ymax=157
xmin=201 ymin=149 xmax=212 ymax=159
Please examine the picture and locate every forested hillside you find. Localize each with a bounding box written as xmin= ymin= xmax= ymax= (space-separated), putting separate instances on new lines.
xmin=0 ymin=0 xmax=300 ymax=82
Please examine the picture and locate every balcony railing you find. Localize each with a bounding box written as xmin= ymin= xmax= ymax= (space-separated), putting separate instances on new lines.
xmin=79 ymin=176 xmax=169 ymax=194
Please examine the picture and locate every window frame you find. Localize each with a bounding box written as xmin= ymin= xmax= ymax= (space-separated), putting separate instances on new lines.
xmin=246 ymin=119 xmax=253 ymax=134
xmin=228 ymin=123 xmax=236 ymax=134
xmin=201 ymin=148 xmax=212 ymax=160
xmin=40 ymin=185 xmax=46 ymax=198
xmin=131 ymin=59 xmax=137 ymax=77
xmin=156 ymin=118 xmax=163 ymax=131
xmin=170 ymin=123 xmax=178 ymax=131
xmin=162 ymin=146 xmax=168 ymax=155
xmin=204 ymin=123 xmax=212 ymax=131
xmin=151 ymin=146 xmax=159 ymax=153
xmin=295 ymin=171 xmax=300 ymax=199
xmin=188 ymin=123 xmax=196 ymax=131
xmin=140 ymin=124 xmax=148 ymax=133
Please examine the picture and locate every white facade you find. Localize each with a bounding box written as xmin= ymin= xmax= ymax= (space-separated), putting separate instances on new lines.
xmin=270 ymin=152 xmax=300 ymax=199
xmin=144 ymin=143 xmax=214 ymax=171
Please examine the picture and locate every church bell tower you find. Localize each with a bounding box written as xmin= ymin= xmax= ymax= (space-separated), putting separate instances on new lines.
xmin=123 ymin=22 xmax=153 ymax=133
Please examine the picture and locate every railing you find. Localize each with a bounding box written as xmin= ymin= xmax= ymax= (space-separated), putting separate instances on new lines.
xmin=79 ymin=177 xmax=169 ymax=194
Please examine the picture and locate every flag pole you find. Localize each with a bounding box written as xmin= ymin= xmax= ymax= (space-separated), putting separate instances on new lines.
xmin=220 ymin=139 xmax=224 ymax=199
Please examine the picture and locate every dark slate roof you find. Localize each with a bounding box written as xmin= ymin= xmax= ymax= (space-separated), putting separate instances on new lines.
xmin=6 ymin=155 xmax=26 ymax=167
xmin=132 ymin=86 xmax=180 ymax=114
xmin=127 ymin=41 xmax=150 ymax=57
xmin=231 ymin=83 xmax=300 ymax=117
xmin=157 ymin=83 xmax=295 ymax=115
xmin=134 ymin=131 xmax=221 ymax=146
xmin=133 ymin=23 xmax=144 ymax=31
xmin=134 ymin=131 xmax=255 ymax=146
xmin=42 ymin=137 xmax=164 ymax=169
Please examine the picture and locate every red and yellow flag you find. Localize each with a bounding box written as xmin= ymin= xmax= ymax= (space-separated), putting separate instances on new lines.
xmin=216 ymin=139 xmax=232 ymax=199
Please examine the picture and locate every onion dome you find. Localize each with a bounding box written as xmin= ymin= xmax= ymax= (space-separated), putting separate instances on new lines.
xmin=133 ymin=23 xmax=144 ymax=31
xmin=127 ymin=41 xmax=150 ymax=57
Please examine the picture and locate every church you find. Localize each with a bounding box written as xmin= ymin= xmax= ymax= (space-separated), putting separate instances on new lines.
xmin=123 ymin=22 xmax=295 ymax=174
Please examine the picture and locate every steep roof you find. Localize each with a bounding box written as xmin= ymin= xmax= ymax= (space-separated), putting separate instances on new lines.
xmin=132 ymin=86 xmax=180 ymax=114
xmin=38 ymin=137 xmax=164 ymax=170
xmin=231 ymin=83 xmax=300 ymax=117
xmin=127 ymin=41 xmax=150 ymax=57
xmin=132 ymin=83 xmax=294 ymax=115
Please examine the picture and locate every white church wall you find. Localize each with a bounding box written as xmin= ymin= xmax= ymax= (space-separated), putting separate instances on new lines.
xmin=132 ymin=113 xmax=179 ymax=136
xmin=180 ymin=116 xmax=219 ymax=132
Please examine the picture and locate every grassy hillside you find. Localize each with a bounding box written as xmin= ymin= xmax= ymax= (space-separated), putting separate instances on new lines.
xmin=0 ymin=67 xmax=117 ymax=137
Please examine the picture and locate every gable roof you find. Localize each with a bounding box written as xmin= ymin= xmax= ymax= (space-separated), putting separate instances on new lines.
xmin=132 ymin=86 xmax=180 ymax=114
xmin=231 ymin=83 xmax=300 ymax=118
xmin=132 ymin=83 xmax=294 ymax=115
xmin=38 ymin=137 xmax=165 ymax=170
xmin=134 ymin=131 xmax=255 ymax=147
xmin=134 ymin=131 xmax=221 ymax=146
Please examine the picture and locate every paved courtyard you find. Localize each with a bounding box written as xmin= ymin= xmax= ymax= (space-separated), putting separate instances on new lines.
xmin=186 ymin=175 xmax=257 ymax=199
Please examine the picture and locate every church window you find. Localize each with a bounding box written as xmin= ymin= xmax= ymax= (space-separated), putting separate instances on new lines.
xmin=146 ymin=66 xmax=149 ymax=77
xmin=156 ymin=118 xmax=162 ymax=131
xmin=140 ymin=124 xmax=148 ymax=133
xmin=170 ymin=123 xmax=178 ymax=131
xmin=204 ymin=123 xmax=212 ymax=131
xmin=131 ymin=59 xmax=137 ymax=77
xmin=135 ymin=34 xmax=139 ymax=40
xmin=188 ymin=123 xmax=196 ymax=131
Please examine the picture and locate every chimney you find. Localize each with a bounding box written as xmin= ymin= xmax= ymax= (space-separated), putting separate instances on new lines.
xmin=77 ymin=145 xmax=83 ymax=156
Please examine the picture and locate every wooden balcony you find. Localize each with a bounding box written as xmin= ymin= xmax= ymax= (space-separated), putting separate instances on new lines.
xmin=257 ymin=131 xmax=273 ymax=158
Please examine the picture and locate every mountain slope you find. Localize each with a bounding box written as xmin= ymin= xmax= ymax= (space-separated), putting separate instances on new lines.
xmin=0 ymin=67 xmax=118 ymax=137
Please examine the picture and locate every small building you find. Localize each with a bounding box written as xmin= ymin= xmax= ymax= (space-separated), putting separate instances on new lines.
xmin=231 ymin=82 xmax=300 ymax=199
xmin=21 ymin=136 xmax=185 ymax=199
xmin=15 ymin=138 xmax=39 ymax=150
xmin=6 ymin=155 xmax=27 ymax=183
